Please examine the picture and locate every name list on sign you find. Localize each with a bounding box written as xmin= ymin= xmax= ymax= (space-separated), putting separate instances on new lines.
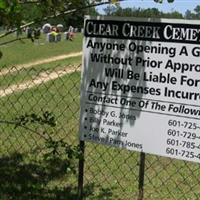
xmin=79 ymin=16 xmax=200 ymax=163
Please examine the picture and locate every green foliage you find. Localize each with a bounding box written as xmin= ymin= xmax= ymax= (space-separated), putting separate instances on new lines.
xmin=0 ymin=0 xmax=177 ymax=29
xmin=0 ymin=0 xmax=88 ymax=29
xmin=12 ymin=110 xmax=82 ymax=173
xmin=14 ymin=111 xmax=56 ymax=128
xmin=184 ymin=5 xmax=200 ymax=19
xmin=44 ymin=136 xmax=81 ymax=173
xmin=0 ymin=0 xmax=23 ymax=28
xmin=104 ymin=6 xmax=183 ymax=19
xmin=0 ymin=0 xmax=6 ymax=9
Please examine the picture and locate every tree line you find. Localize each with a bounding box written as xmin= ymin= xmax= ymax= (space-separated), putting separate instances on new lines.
xmin=0 ymin=0 xmax=200 ymax=38
xmin=102 ymin=4 xmax=200 ymax=19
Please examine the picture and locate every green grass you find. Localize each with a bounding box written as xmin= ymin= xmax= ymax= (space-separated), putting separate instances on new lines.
xmin=0 ymin=56 xmax=82 ymax=88
xmin=0 ymin=72 xmax=82 ymax=199
xmin=0 ymin=32 xmax=84 ymax=199
xmin=0 ymin=33 xmax=83 ymax=67
xmin=0 ymin=65 xmax=138 ymax=199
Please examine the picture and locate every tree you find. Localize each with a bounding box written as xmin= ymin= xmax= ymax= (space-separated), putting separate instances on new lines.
xmin=185 ymin=10 xmax=194 ymax=19
xmin=102 ymin=4 xmax=183 ymax=19
xmin=0 ymin=0 xmax=176 ymax=28
xmin=0 ymin=0 xmax=88 ymax=28
xmin=103 ymin=5 xmax=118 ymax=15
xmin=184 ymin=5 xmax=200 ymax=20
xmin=0 ymin=0 xmax=178 ymax=39
xmin=0 ymin=0 xmax=106 ymax=39
xmin=194 ymin=5 xmax=200 ymax=18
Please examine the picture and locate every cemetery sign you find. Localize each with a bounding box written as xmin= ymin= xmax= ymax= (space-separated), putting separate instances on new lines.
xmin=79 ymin=16 xmax=200 ymax=163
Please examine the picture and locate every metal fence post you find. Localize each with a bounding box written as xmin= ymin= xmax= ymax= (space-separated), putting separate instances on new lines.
xmin=77 ymin=140 xmax=85 ymax=200
xmin=138 ymin=152 xmax=146 ymax=200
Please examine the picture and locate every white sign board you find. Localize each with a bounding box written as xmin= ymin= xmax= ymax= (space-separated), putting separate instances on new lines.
xmin=79 ymin=16 xmax=200 ymax=163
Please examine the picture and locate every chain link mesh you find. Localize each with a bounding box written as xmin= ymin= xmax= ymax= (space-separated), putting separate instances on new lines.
xmin=0 ymin=64 xmax=200 ymax=200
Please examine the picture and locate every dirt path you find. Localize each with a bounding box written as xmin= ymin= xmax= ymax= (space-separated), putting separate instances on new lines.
xmin=0 ymin=51 xmax=82 ymax=76
xmin=0 ymin=65 xmax=81 ymax=97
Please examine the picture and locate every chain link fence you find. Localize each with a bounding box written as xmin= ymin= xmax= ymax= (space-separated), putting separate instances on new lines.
xmin=0 ymin=63 xmax=200 ymax=200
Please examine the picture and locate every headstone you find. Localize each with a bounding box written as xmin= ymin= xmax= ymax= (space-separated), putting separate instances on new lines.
xmin=34 ymin=28 xmax=41 ymax=39
xmin=42 ymin=23 xmax=51 ymax=34
xmin=46 ymin=32 xmax=55 ymax=42
xmin=26 ymin=27 xmax=33 ymax=38
xmin=55 ymin=33 xmax=61 ymax=42
xmin=64 ymin=32 xmax=69 ymax=40
xmin=57 ymin=24 xmax=64 ymax=32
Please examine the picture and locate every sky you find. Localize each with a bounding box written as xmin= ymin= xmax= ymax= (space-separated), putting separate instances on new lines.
xmin=97 ymin=0 xmax=200 ymax=15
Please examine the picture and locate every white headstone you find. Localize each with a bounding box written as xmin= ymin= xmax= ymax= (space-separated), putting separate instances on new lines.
xmin=57 ymin=24 xmax=64 ymax=32
xmin=43 ymin=23 xmax=51 ymax=34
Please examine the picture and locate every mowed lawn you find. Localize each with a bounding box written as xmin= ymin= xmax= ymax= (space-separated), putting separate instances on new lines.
xmin=0 ymin=32 xmax=83 ymax=67
xmin=0 ymin=31 xmax=200 ymax=200
xmin=0 ymin=32 xmax=83 ymax=153
xmin=0 ymin=32 xmax=84 ymax=199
